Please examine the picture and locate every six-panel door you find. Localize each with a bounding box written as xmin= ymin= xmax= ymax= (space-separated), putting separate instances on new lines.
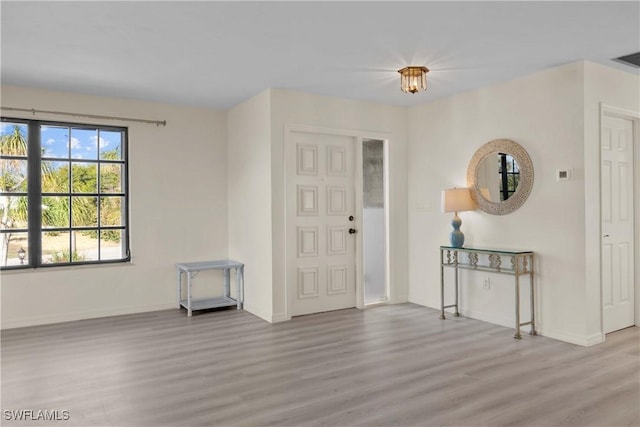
xmin=601 ymin=114 xmax=635 ymax=334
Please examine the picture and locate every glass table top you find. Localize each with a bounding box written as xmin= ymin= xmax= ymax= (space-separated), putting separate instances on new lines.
xmin=440 ymin=246 xmax=533 ymax=255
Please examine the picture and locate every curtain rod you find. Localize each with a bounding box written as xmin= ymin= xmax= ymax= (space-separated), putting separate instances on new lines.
xmin=1 ymin=106 xmax=167 ymax=126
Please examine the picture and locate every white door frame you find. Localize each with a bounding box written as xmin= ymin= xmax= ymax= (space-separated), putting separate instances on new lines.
xmin=599 ymin=104 xmax=640 ymax=336
xmin=283 ymin=124 xmax=391 ymax=319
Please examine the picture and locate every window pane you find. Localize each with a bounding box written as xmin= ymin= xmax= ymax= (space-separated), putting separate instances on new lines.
xmin=1 ymin=231 xmax=29 ymax=267
xmin=75 ymin=230 xmax=98 ymax=262
xmin=1 ymin=120 xmax=128 ymax=270
xmin=41 ymin=126 xmax=69 ymax=159
xmin=71 ymin=163 xmax=97 ymax=193
xmin=99 ymin=163 xmax=123 ymax=193
xmin=42 ymin=196 xmax=70 ymax=228
xmin=70 ymin=128 xmax=98 ymax=160
xmin=42 ymin=231 xmax=71 ymax=264
xmin=0 ymin=195 xmax=28 ymax=229
xmin=1 ymin=123 xmax=28 ymax=156
xmin=506 ymin=156 xmax=514 ymax=172
xmin=1 ymin=159 xmax=28 ymax=192
xmin=100 ymin=196 xmax=123 ymax=226
xmin=71 ymin=196 xmax=98 ymax=227
xmin=42 ymin=161 xmax=69 ymax=193
xmin=99 ymin=130 xmax=122 ymax=160
xmin=100 ymin=229 xmax=124 ymax=260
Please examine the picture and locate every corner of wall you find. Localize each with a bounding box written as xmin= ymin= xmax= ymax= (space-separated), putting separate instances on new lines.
xmin=227 ymin=90 xmax=275 ymax=323
xmin=539 ymin=327 xmax=604 ymax=347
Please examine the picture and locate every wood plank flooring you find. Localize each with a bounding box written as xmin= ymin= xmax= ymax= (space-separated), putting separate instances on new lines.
xmin=2 ymin=303 xmax=638 ymax=427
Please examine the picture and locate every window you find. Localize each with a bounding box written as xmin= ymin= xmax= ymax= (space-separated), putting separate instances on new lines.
xmin=497 ymin=152 xmax=519 ymax=201
xmin=1 ymin=118 xmax=130 ymax=269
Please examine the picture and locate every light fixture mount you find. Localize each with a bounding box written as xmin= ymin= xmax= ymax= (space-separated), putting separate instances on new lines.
xmin=398 ymin=66 xmax=429 ymax=94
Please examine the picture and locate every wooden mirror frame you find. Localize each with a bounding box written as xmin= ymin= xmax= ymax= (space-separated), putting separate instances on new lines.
xmin=466 ymin=139 xmax=534 ymax=215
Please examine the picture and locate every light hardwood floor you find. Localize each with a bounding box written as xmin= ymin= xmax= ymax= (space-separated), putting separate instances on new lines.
xmin=2 ymin=304 xmax=638 ymax=427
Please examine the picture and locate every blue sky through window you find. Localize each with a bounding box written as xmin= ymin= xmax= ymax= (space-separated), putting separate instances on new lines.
xmin=2 ymin=123 xmax=122 ymax=160
xmin=41 ymin=126 xmax=121 ymax=160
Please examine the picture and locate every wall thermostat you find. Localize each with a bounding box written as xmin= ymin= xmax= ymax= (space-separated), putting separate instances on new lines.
xmin=556 ymin=169 xmax=572 ymax=181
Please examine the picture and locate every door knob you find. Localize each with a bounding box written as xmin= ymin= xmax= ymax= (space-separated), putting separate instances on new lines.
xmin=348 ymin=215 xmax=354 ymax=221
xmin=349 ymin=228 xmax=357 ymax=234
xmin=603 ymin=234 xmax=610 ymax=238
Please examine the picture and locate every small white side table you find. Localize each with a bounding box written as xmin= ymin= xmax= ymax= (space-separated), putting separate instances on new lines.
xmin=176 ymin=260 xmax=244 ymax=316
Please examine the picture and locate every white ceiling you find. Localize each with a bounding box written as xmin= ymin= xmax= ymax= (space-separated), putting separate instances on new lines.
xmin=1 ymin=1 xmax=639 ymax=110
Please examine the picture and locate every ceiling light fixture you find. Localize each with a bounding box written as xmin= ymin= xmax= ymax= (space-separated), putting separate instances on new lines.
xmin=398 ymin=66 xmax=429 ymax=94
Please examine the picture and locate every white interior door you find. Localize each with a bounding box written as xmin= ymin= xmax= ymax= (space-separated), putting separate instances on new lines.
xmin=601 ymin=114 xmax=635 ymax=333
xmin=287 ymin=131 xmax=357 ymax=316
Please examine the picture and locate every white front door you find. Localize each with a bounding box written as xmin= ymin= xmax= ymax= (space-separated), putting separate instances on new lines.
xmin=286 ymin=131 xmax=357 ymax=316
xmin=601 ymin=114 xmax=635 ymax=333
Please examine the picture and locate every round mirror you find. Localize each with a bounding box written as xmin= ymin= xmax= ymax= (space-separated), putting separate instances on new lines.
xmin=466 ymin=139 xmax=533 ymax=215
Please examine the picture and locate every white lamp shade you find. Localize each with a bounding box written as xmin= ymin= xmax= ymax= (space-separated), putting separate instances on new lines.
xmin=441 ymin=188 xmax=476 ymax=213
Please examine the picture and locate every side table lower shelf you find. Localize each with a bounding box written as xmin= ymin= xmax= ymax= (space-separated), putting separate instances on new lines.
xmin=179 ymin=296 xmax=239 ymax=312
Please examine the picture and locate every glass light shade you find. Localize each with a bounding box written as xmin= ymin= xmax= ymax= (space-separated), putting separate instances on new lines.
xmin=441 ymin=188 xmax=477 ymax=213
xmin=398 ymin=66 xmax=429 ymax=93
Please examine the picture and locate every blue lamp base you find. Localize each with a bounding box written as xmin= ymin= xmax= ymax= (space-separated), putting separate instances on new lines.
xmin=449 ymin=212 xmax=465 ymax=248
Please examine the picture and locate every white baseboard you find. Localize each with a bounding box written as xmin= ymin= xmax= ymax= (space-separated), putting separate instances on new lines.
xmin=242 ymin=304 xmax=274 ymax=323
xmin=538 ymin=328 xmax=605 ymax=347
xmin=271 ymin=312 xmax=290 ymax=323
xmin=459 ymin=308 xmax=515 ymax=330
xmin=586 ymin=332 xmax=606 ymax=346
xmin=405 ymin=300 xmax=605 ymax=347
xmin=391 ymin=293 xmax=409 ymax=304
xmin=2 ymin=302 xmax=286 ymax=330
xmin=1 ymin=303 xmax=176 ymax=330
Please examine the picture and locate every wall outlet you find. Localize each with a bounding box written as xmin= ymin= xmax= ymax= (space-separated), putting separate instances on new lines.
xmin=482 ymin=278 xmax=491 ymax=290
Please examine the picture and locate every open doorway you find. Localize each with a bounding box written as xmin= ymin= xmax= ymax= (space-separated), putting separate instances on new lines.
xmin=362 ymin=138 xmax=389 ymax=305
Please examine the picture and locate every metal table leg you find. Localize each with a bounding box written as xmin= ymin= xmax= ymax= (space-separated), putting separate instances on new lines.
xmin=454 ymin=260 xmax=460 ymax=316
xmin=177 ymin=268 xmax=182 ymax=308
xmin=529 ymin=259 xmax=537 ymax=335
xmin=440 ymin=250 xmax=445 ymax=319
xmin=240 ymin=266 xmax=244 ymax=309
xmin=187 ymin=271 xmax=193 ymax=317
xmin=514 ymin=262 xmax=522 ymax=339
xmin=224 ymin=268 xmax=230 ymax=299
xmin=235 ymin=267 xmax=241 ymax=309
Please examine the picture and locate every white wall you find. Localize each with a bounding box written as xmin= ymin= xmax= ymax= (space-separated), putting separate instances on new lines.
xmin=583 ymin=62 xmax=640 ymax=339
xmin=269 ymin=89 xmax=409 ymax=320
xmin=408 ymin=62 xmax=593 ymax=344
xmin=226 ymin=90 xmax=274 ymax=322
xmin=7 ymin=62 xmax=635 ymax=342
xmin=0 ymin=85 xmax=228 ymax=329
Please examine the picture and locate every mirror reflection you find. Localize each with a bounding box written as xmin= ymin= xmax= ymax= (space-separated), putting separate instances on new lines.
xmin=475 ymin=152 xmax=520 ymax=203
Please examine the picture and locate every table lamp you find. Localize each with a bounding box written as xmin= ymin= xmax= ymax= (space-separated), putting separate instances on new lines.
xmin=441 ymin=187 xmax=477 ymax=248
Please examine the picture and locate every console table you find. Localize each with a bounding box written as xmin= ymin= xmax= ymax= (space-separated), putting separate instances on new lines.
xmin=440 ymin=246 xmax=536 ymax=339
xmin=176 ymin=260 xmax=244 ymax=316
